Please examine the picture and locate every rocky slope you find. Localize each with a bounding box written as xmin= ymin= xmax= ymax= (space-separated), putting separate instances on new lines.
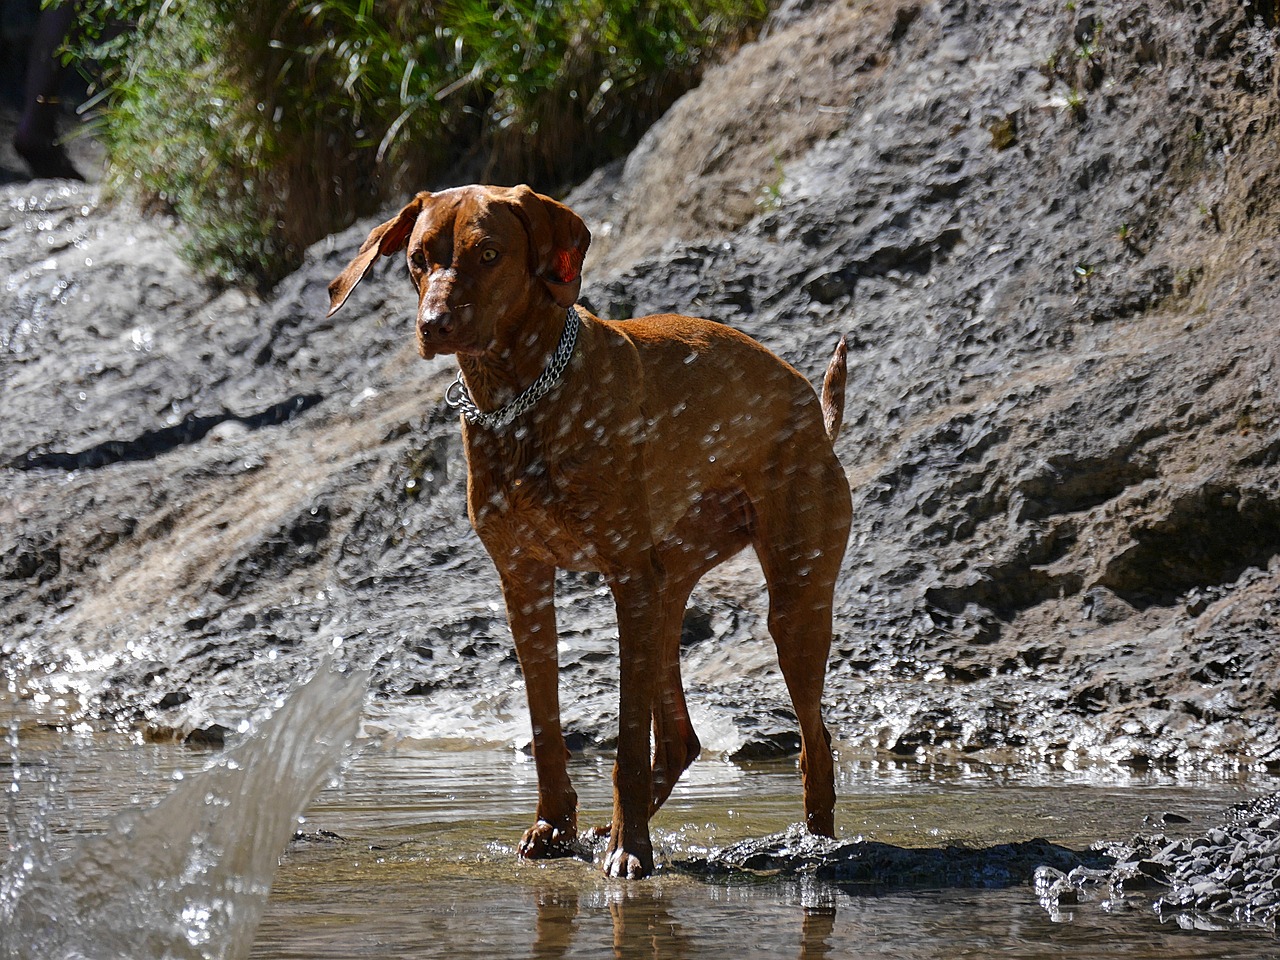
xmin=2 ymin=0 xmax=1279 ymax=769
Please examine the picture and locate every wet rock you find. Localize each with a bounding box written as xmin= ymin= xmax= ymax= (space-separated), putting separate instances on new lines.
xmin=680 ymin=825 xmax=1105 ymax=889
xmin=157 ymin=690 xmax=191 ymax=710
xmin=1146 ymin=811 xmax=1193 ymax=827
xmin=184 ymin=724 xmax=231 ymax=747
xmin=1054 ymin=792 xmax=1280 ymax=930
xmin=730 ymin=730 xmax=802 ymax=761
xmin=291 ymin=828 xmax=347 ymax=844
xmin=1113 ymin=858 xmax=1170 ymax=892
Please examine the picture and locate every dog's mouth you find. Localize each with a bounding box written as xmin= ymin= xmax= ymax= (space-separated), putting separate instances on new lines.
xmin=416 ymin=334 xmax=490 ymax=361
xmin=416 ymin=301 xmax=490 ymax=360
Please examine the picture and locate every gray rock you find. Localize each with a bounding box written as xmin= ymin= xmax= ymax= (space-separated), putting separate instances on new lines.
xmin=1077 ymin=792 xmax=1280 ymax=929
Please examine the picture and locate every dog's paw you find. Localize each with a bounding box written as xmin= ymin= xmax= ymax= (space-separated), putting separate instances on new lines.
xmin=602 ymin=837 xmax=653 ymax=879
xmin=518 ymin=819 xmax=579 ymax=860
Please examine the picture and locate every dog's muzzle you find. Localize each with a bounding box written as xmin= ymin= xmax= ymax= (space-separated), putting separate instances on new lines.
xmin=417 ymin=308 xmax=455 ymax=345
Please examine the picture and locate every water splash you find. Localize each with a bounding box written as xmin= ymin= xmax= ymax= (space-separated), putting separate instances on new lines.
xmin=0 ymin=663 xmax=366 ymax=960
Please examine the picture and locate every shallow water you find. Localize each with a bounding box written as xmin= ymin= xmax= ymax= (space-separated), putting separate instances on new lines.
xmin=252 ymin=750 xmax=1280 ymax=959
xmin=5 ymin=710 xmax=1280 ymax=958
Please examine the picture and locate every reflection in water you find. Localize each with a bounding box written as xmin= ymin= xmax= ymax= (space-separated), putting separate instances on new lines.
xmin=605 ymin=888 xmax=693 ymax=960
xmin=0 ymin=664 xmax=364 ymax=960
xmin=800 ymin=905 xmax=836 ymax=960
xmin=529 ymin=879 xmax=835 ymax=959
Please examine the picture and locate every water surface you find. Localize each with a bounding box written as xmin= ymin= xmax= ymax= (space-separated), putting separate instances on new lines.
xmin=6 ymin=716 xmax=1280 ymax=958
xmin=263 ymin=747 xmax=1280 ymax=958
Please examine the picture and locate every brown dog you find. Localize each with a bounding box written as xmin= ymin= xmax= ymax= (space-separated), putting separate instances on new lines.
xmin=328 ymin=184 xmax=852 ymax=878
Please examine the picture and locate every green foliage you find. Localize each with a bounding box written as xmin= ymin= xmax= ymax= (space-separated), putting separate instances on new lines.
xmin=75 ymin=0 xmax=768 ymax=287
xmin=756 ymin=154 xmax=785 ymax=210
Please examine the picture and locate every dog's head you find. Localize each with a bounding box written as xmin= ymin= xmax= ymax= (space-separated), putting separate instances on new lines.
xmin=327 ymin=184 xmax=591 ymax=359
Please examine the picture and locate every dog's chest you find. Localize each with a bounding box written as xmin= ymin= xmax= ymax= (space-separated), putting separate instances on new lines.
xmin=465 ymin=435 xmax=612 ymax=569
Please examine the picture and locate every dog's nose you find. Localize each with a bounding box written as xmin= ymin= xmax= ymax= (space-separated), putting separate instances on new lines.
xmin=417 ymin=309 xmax=454 ymax=341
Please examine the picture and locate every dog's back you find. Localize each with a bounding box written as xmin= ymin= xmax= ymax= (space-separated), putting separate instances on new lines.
xmin=599 ymin=313 xmax=847 ymax=550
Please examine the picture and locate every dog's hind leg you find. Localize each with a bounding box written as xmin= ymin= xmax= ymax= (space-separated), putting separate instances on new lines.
xmin=768 ymin=570 xmax=839 ymax=839
xmin=753 ymin=453 xmax=851 ymax=837
xmin=764 ymin=571 xmax=838 ymax=837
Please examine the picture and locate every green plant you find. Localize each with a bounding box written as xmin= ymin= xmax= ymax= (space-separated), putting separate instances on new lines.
xmin=756 ymin=154 xmax=785 ymax=209
xmin=1115 ymin=222 xmax=1143 ymax=254
xmin=1074 ymin=19 xmax=1103 ymax=62
xmin=74 ymin=0 xmax=768 ymax=287
xmin=1064 ymin=87 xmax=1087 ymax=117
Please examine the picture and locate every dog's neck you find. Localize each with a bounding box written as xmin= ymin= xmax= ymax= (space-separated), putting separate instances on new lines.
xmin=456 ymin=305 xmax=573 ymax=417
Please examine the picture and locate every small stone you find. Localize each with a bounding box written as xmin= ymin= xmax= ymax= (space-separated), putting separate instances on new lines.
xmin=1192 ymin=882 xmax=1232 ymax=910
xmin=1138 ymin=859 xmax=1171 ymax=883
xmin=1055 ymin=884 xmax=1082 ymax=905
xmin=184 ymin=723 xmax=230 ymax=746
xmin=1158 ymin=885 xmax=1196 ymax=910
xmin=1182 ymin=857 xmax=1214 ymax=878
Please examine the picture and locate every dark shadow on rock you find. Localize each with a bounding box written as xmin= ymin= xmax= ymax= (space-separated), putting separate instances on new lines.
xmin=674 ymin=825 xmax=1110 ymax=891
xmin=8 ymin=393 xmax=323 ymax=471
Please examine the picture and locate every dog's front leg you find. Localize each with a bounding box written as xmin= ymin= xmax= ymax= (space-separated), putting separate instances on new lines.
xmin=498 ymin=557 xmax=580 ymax=859
xmin=603 ymin=551 xmax=663 ymax=879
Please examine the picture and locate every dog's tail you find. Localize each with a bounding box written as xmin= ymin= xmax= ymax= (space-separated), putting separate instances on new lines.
xmin=820 ymin=335 xmax=848 ymax=443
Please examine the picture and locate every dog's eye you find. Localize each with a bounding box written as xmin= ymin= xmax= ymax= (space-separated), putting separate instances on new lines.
xmin=410 ymin=250 xmax=427 ymax=271
xmin=480 ymin=248 xmax=499 ymax=264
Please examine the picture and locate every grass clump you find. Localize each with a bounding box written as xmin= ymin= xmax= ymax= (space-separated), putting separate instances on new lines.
xmin=75 ymin=0 xmax=768 ymax=287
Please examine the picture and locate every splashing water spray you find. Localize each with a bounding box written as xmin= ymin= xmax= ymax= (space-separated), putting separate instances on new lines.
xmin=0 ymin=661 xmax=367 ymax=960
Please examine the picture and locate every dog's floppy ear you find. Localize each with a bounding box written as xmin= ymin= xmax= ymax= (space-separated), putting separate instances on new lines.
xmin=507 ymin=185 xmax=591 ymax=308
xmin=327 ymin=193 xmax=428 ymax=317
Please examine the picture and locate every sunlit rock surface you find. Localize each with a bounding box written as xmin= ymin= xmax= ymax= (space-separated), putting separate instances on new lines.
xmin=2 ymin=0 xmax=1280 ymax=770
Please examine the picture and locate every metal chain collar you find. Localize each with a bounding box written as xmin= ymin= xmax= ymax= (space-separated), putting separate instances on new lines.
xmin=445 ymin=306 xmax=580 ymax=430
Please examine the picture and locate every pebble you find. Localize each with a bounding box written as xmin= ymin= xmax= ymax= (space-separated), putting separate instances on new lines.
xmin=1039 ymin=792 xmax=1280 ymax=930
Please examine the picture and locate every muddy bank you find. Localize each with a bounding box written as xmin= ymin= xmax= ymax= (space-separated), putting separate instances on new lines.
xmin=2 ymin=0 xmax=1280 ymax=773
